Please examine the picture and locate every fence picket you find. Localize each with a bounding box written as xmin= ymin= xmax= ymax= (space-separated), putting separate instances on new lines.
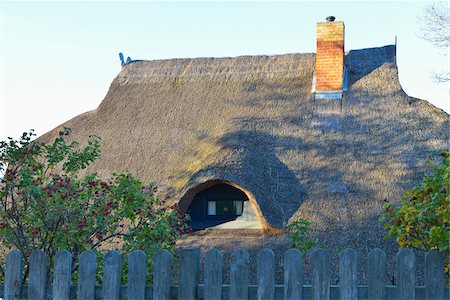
xmin=77 ymin=251 xmax=96 ymax=300
xmin=5 ymin=250 xmax=23 ymax=300
xmin=153 ymin=249 xmax=173 ymax=300
xmin=28 ymin=250 xmax=48 ymax=300
xmin=230 ymin=249 xmax=249 ymax=300
xmin=396 ymin=248 xmax=415 ymax=300
xmin=204 ymin=249 xmax=222 ymax=300
xmin=256 ymin=249 xmax=275 ymax=300
xmin=102 ymin=250 xmax=122 ymax=300
xmin=425 ymin=250 xmax=445 ymax=300
xmin=179 ymin=248 xmax=200 ymax=300
xmin=284 ymin=249 xmax=303 ymax=300
xmin=339 ymin=248 xmax=357 ymax=300
xmin=312 ymin=248 xmax=330 ymax=300
xmin=0 ymin=248 xmax=449 ymax=299
xmin=128 ymin=250 xmax=147 ymax=300
xmin=367 ymin=248 xmax=386 ymax=300
xmin=53 ymin=250 xmax=72 ymax=300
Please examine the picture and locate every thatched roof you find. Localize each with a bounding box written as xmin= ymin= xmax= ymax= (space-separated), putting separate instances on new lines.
xmin=40 ymin=45 xmax=449 ymax=246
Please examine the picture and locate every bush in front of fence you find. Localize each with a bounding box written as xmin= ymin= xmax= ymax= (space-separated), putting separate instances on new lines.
xmin=3 ymin=247 xmax=448 ymax=299
xmin=0 ymin=129 xmax=190 ymax=283
xmin=287 ymin=218 xmax=317 ymax=255
xmin=381 ymin=149 xmax=449 ymax=277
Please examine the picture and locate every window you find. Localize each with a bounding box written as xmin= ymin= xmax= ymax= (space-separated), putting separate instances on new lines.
xmin=234 ymin=200 xmax=243 ymax=215
xmin=207 ymin=201 xmax=216 ymax=215
xmin=207 ymin=200 xmax=243 ymax=216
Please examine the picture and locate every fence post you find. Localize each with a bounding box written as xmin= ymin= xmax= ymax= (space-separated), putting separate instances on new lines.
xmin=284 ymin=249 xmax=303 ymax=300
xmin=339 ymin=248 xmax=357 ymax=300
xmin=396 ymin=248 xmax=415 ymax=300
xmin=367 ymin=248 xmax=386 ymax=300
xmin=102 ymin=250 xmax=122 ymax=300
xmin=5 ymin=250 xmax=23 ymax=300
xmin=77 ymin=251 xmax=96 ymax=300
xmin=230 ymin=249 xmax=249 ymax=300
xmin=204 ymin=249 xmax=222 ymax=300
xmin=153 ymin=249 xmax=173 ymax=300
xmin=312 ymin=248 xmax=330 ymax=300
xmin=179 ymin=248 xmax=200 ymax=300
xmin=128 ymin=250 xmax=147 ymax=300
xmin=425 ymin=250 xmax=445 ymax=300
xmin=29 ymin=250 xmax=48 ymax=300
xmin=257 ymin=249 xmax=275 ymax=300
xmin=53 ymin=250 xmax=72 ymax=300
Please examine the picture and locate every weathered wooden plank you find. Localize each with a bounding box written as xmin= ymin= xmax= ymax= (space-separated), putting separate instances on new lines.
xmin=127 ymin=250 xmax=146 ymax=300
xmin=284 ymin=249 xmax=303 ymax=300
xmin=197 ymin=285 xmax=450 ymax=300
xmin=425 ymin=250 xmax=445 ymax=300
xmin=28 ymin=250 xmax=48 ymax=300
xmin=4 ymin=283 xmax=450 ymax=300
xmin=204 ymin=249 xmax=222 ymax=300
xmin=396 ymin=248 xmax=415 ymax=300
xmin=77 ymin=251 xmax=96 ymax=300
xmin=53 ymin=250 xmax=72 ymax=300
xmin=230 ymin=249 xmax=249 ymax=300
xmin=153 ymin=249 xmax=172 ymax=300
xmin=339 ymin=248 xmax=357 ymax=300
xmin=5 ymin=250 xmax=23 ymax=300
xmin=312 ymin=248 xmax=330 ymax=300
xmin=6 ymin=247 xmax=450 ymax=300
xmin=257 ymin=248 xmax=275 ymax=300
xmin=102 ymin=250 xmax=122 ymax=300
xmin=367 ymin=248 xmax=386 ymax=300
xmin=179 ymin=248 xmax=200 ymax=300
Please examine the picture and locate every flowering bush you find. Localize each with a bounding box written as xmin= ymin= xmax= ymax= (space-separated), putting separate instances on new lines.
xmin=381 ymin=150 xmax=449 ymax=274
xmin=0 ymin=129 xmax=190 ymax=281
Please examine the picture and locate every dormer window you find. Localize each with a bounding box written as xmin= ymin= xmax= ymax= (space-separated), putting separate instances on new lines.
xmin=207 ymin=200 xmax=243 ymax=216
xmin=185 ymin=182 xmax=261 ymax=231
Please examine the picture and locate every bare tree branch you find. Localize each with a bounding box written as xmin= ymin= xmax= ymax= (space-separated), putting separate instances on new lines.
xmin=417 ymin=2 xmax=449 ymax=82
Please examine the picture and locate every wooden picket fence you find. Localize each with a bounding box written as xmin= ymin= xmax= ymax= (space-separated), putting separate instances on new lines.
xmin=2 ymin=247 xmax=449 ymax=300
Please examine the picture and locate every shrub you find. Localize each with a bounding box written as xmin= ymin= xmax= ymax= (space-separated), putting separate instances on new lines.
xmin=0 ymin=129 xmax=190 ymax=281
xmin=288 ymin=219 xmax=317 ymax=255
xmin=381 ymin=150 xmax=449 ymax=273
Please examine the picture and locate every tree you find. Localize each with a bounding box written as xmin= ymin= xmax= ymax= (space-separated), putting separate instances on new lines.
xmin=418 ymin=2 xmax=450 ymax=82
xmin=0 ymin=129 xmax=190 ymax=281
xmin=381 ymin=150 xmax=449 ymax=273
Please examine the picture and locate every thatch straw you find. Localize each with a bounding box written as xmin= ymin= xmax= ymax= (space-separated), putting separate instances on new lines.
xmin=40 ymin=45 xmax=449 ymax=275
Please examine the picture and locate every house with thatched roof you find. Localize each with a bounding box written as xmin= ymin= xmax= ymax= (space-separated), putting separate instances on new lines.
xmin=41 ymin=17 xmax=449 ymax=258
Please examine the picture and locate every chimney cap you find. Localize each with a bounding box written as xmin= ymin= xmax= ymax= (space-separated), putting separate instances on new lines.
xmin=326 ymin=16 xmax=336 ymax=22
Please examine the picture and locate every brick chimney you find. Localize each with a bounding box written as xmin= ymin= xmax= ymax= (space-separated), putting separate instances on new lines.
xmin=315 ymin=16 xmax=345 ymax=92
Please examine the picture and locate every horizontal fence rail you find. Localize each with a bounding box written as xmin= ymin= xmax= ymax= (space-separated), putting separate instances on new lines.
xmin=2 ymin=248 xmax=449 ymax=300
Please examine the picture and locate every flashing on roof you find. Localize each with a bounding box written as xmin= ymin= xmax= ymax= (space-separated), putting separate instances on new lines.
xmin=342 ymin=65 xmax=348 ymax=91
xmin=311 ymin=71 xmax=316 ymax=93
xmin=315 ymin=91 xmax=343 ymax=100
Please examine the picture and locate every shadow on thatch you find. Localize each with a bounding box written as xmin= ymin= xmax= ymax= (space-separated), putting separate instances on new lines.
xmin=176 ymin=45 xmax=447 ymax=284
xmin=346 ymin=45 xmax=396 ymax=86
xmin=38 ymin=44 xmax=449 ymax=287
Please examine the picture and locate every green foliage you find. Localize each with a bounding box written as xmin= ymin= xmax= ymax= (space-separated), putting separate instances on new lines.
xmin=381 ymin=150 xmax=449 ymax=272
xmin=0 ymin=129 xmax=190 ymax=282
xmin=337 ymin=245 xmax=346 ymax=254
xmin=288 ymin=219 xmax=317 ymax=255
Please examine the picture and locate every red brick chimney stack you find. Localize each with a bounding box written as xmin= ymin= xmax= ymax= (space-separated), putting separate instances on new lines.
xmin=316 ymin=16 xmax=345 ymax=92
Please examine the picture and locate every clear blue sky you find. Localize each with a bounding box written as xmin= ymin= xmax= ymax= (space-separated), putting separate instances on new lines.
xmin=0 ymin=1 xmax=448 ymax=141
